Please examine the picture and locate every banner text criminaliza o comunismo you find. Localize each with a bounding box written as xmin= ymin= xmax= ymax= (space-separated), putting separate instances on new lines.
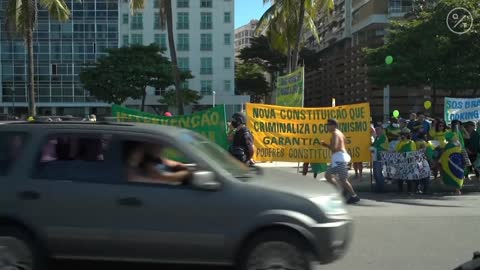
xmin=246 ymin=103 xmax=372 ymax=163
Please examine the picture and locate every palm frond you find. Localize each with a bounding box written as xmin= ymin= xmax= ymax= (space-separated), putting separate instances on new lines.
xmin=4 ymin=0 xmax=21 ymax=37
xmin=128 ymin=0 xmax=144 ymax=14
xmin=158 ymin=0 xmax=167 ymax=31
xmin=40 ymin=0 xmax=70 ymax=21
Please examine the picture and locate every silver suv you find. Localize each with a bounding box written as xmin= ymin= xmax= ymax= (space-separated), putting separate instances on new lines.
xmin=0 ymin=121 xmax=352 ymax=270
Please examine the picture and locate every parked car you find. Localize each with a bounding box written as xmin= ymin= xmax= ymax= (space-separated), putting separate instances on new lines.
xmin=0 ymin=121 xmax=352 ymax=270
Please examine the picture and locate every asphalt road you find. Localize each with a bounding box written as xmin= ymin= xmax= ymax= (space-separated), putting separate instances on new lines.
xmin=52 ymin=169 xmax=480 ymax=270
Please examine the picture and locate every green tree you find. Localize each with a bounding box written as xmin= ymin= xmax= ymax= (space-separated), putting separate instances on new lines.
xmin=4 ymin=0 xmax=71 ymax=116
xmin=235 ymin=63 xmax=270 ymax=103
xmin=158 ymin=71 xmax=200 ymax=106
xmin=257 ymin=0 xmax=333 ymax=72
xmin=80 ymin=45 xmax=183 ymax=112
xmin=365 ymin=0 xmax=480 ymax=115
xmin=127 ymin=0 xmax=184 ymax=114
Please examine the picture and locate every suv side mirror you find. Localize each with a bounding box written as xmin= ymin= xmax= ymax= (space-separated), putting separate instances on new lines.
xmin=191 ymin=171 xmax=221 ymax=191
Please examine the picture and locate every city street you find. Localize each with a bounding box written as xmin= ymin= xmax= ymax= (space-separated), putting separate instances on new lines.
xmin=52 ymin=167 xmax=480 ymax=270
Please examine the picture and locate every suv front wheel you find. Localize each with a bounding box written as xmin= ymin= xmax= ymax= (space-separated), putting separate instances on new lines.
xmin=0 ymin=228 xmax=42 ymax=270
xmin=240 ymin=230 xmax=317 ymax=270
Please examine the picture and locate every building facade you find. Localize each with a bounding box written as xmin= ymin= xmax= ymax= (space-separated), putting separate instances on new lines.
xmin=0 ymin=0 xmax=249 ymax=117
xmin=303 ymin=0 xmax=435 ymax=121
xmin=234 ymin=19 xmax=258 ymax=56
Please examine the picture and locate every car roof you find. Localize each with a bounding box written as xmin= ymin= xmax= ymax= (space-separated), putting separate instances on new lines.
xmin=0 ymin=121 xmax=187 ymax=136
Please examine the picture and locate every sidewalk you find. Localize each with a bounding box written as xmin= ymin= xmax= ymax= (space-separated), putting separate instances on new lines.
xmin=255 ymin=162 xmax=480 ymax=193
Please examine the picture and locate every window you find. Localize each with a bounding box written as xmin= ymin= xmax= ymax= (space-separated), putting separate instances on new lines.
xmin=200 ymin=57 xmax=212 ymax=75
xmin=200 ymin=80 xmax=213 ymax=95
xmin=200 ymin=0 xmax=212 ymax=8
xmin=131 ymin=13 xmax=143 ymax=30
xmin=0 ymin=133 xmax=28 ymax=176
xmin=154 ymin=13 xmax=164 ymax=30
xmin=122 ymin=13 xmax=129 ymax=24
xmin=154 ymin=0 xmax=159 ymax=8
xmin=177 ymin=12 xmax=189 ymax=30
xmin=131 ymin=34 xmax=143 ymax=45
xmin=154 ymin=34 xmax=167 ymax=50
xmin=224 ymin=12 xmax=231 ymax=23
xmin=51 ymin=64 xmax=58 ymax=75
xmin=181 ymin=81 xmax=189 ymax=90
xmin=121 ymin=139 xmax=192 ymax=184
xmin=224 ymin=80 xmax=231 ymax=92
xmin=33 ymin=134 xmax=114 ymax=182
xmin=224 ymin=33 xmax=231 ymax=45
xmin=178 ymin=57 xmax=189 ymax=71
xmin=177 ymin=0 xmax=189 ymax=8
xmin=200 ymin=12 xmax=212 ymax=29
xmin=177 ymin=33 xmax=189 ymax=51
xmin=224 ymin=57 xmax=231 ymax=69
xmin=200 ymin=33 xmax=212 ymax=51
xmin=122 ymin=35 xmax=129 ymax=46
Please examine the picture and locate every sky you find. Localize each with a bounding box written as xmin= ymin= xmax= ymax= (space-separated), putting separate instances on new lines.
xmin=235 ymin=0 xmax=271 ymax=28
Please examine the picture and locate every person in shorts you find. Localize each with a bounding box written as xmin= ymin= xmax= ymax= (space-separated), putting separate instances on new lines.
xmin=321 ymin=119 xmax=360 ymax=204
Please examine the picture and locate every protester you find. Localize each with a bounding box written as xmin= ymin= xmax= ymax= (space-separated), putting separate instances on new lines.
xmin=429 ymin=119 xmax=448 ymax=178
xmin=414 ymin=112 xmax=431 ymax=135
xmin=164 ymin=112 xmax=172 ymax=117
xmin=464 ymin=121 xmax=479 ymax=179
xmin=407 ymin=113 xmax=417 ymax=131
xmin=371 ymin=125 xmax=389 ymax=193
xmin=440 ymin=131 xmax=465 ymax=195
xmin=395 ymin=128 xmax=417 ymax=193
xmin=229 ymin=112 xmax=254 ymax=165
xmin=451 ymin=120 xmax=472 ymax=178
xmin=415 ymin=134 xmax=433 ymax=194
xmin=386 ymin=117 xmax=401 ymax=142
xmin=322 ymin=119 xmax=360 ymax=204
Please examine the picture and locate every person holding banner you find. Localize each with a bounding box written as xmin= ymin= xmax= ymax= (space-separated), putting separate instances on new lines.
xmin=321 ymin=119 xmax=360 ymax=204
xmin=440 ymin=132 xmax=465 ymax=195
xmin=395 ymin=128 xmax=417 ymax=193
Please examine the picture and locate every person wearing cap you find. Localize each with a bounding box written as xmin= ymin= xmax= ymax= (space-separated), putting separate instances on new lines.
xmin=321 ymin=119 xmax=360 ymax=204
xmin=229 ymin=112 xmax=254 ymax=165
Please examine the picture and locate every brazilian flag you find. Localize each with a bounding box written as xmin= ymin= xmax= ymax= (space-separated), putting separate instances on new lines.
xmin=440 ymin=142 xmax=465 ymax=189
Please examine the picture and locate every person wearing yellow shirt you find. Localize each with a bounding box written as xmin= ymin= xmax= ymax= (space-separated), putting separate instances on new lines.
xmin=395 ymin=129 xmax=417 ymax=193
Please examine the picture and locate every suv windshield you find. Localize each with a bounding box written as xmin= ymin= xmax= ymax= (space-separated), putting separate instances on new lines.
xmin=178 ymin=131 xmax=250 ymax=178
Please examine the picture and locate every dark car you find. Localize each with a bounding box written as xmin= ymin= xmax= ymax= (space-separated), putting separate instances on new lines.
xmin=0 ymin=121 xmax=352 ymax=270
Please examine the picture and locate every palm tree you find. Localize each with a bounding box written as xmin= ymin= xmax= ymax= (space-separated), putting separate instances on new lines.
xmin=128 ymin=0 xmax=184 ymax=115
xmin=159 ymin=0 xmax=184 ymax=115
xmin=257 ymin=0 xmax=333 ymax=72
xmin=4 ymin=0 xmax=71 ymax=117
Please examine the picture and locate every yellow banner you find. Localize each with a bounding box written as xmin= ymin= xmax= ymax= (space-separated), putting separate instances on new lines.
xmin=246 ymin=103 xmax=372 ymax=163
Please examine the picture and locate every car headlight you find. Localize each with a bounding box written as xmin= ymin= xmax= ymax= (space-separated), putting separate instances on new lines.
xmin=310 ymin=193 xmax=348 ymax=216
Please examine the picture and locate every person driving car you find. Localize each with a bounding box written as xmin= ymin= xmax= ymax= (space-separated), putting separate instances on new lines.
xmin=124 ymin=141 xmax=191 ymax=184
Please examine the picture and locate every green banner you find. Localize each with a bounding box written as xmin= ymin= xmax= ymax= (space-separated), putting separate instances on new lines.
xmin=111 ymin=105 xmax=229 ymax=149
xmin=276 ymin=67 xmax=304 ymax=107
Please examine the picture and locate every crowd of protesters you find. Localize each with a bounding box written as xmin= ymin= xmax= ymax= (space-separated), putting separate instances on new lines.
xmin=372 ymin=112 xmax=479 ymax=195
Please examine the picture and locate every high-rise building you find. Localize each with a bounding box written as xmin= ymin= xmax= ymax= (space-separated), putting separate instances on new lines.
xmin=234 ymin=19 xmax=258 ymax=56
xmin=304 ymin=0 xmax=429 ymax=120
xmin=0 ymin=0 xmax=249 ymax=117
xmin=0 ymin=0 xmax=118 ymax=117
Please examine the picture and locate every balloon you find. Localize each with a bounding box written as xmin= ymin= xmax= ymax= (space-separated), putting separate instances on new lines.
xmin=424 ymin=100 xmax=432 ymax=109
xmin=385 ymin=55 xmax=394 ymax=65
xmin=393 ymin=110 xmax=400 ymax=118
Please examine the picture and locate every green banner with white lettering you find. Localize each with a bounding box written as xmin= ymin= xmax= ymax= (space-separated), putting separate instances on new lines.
xmin=276 ymin=66 xmax=304 ymax=107
xmin=111 ymin=105 xmax=228 ymax=149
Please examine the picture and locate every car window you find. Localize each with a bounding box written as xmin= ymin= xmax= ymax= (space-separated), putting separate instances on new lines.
xmin=0 ymin=132 xmax=28 ymax=176
xmin=121 ymin=139 xmax=194 ymax=185
xmin=33 ymin=133 xmax=117 ymax=183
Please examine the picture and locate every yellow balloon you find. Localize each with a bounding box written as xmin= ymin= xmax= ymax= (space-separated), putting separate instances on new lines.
xmin=424 ymin=100 xmax=432 ymax=109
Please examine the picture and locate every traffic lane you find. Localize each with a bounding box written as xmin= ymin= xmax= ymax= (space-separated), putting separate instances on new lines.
xmin=51 ymin=260 xmax=231 ymax=270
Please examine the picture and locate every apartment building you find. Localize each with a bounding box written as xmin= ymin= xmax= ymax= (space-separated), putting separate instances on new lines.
xmin=303 ymin=0 xmax=434 ymax=120
xmin=0 ymin=0 xmax=249 ymax=117
xmin=234 ymin=19 xmax=258 ymax=55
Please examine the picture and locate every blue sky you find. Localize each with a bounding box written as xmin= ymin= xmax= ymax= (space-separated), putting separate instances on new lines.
xmin=235 ymin=0 xmax=271 ymax=28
